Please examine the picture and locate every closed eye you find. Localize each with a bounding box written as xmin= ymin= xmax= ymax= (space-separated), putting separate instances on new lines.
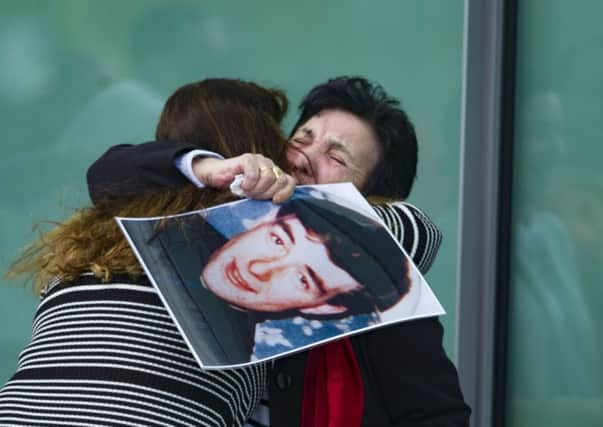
xmin=293 ymin=137 xmax=311 ymax=146
xmin=330 ymin=155 xmax=346 ymax=166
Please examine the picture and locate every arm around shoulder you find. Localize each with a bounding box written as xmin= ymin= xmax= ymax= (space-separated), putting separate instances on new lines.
xmin=372 ymin=201 xmax=443 ymax=274
xmin=86 ymin=140 xmax=200 ymax=204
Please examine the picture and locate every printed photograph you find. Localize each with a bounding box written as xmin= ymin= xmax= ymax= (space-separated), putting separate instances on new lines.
xmin=118 ymin=183 xmax=444 ymax=368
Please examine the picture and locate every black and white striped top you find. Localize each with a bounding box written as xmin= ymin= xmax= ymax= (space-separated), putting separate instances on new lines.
xmin=0 ymin=275 xmax=267 ymax=427
xmin=0 ymin=202 xmax=441 ymax=427
xmin=372 ymin=202 xmax=442 ymax=274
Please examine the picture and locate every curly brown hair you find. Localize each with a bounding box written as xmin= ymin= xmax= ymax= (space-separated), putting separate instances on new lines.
xmin=7 ymin=79 xmax=289 ymax=294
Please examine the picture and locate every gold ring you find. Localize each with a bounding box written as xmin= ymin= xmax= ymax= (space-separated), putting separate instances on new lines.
xmin=272 ymin=167 xmax=282 ymax=179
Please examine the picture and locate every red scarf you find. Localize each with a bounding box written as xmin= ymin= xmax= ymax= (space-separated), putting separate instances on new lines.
xmin=301 ymin=338 xmax=364 ymax=427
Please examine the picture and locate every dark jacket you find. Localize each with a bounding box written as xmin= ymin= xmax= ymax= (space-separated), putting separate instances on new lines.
xmin=270 ymin=318 xmax=469 ymax=426
xmin=87 ymin=141 xmax=471 ymax=426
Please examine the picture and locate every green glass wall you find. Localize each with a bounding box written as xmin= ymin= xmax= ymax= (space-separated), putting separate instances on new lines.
xmin=506 ymin=1 xmax=603 ymax=426
xmin=0 ymin=0 xmax=465 ymax=384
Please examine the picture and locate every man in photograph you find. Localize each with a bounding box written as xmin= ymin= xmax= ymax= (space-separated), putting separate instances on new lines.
xmin=136 ymin=196 xmax=412 ymax=365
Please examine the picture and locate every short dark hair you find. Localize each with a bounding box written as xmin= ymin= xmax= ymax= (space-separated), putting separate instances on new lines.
xmin=276 ymin=197 xmax=411 ymax=318
xmin=290 ymin=76 xmax=418 ymax=199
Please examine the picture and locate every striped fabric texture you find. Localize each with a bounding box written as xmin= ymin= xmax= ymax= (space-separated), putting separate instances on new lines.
xmin=372 ymin=202 xmax=442 ymax=274
xmin=0 ymin=278 xmax=267 ymax=427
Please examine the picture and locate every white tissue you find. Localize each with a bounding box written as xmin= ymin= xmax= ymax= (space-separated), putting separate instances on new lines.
xmin=229 ymin=174 xmax=246 ymax=197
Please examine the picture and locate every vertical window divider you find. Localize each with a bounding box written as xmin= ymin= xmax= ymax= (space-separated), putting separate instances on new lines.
xmin=456 ymin=0 xmax=517 ymax=425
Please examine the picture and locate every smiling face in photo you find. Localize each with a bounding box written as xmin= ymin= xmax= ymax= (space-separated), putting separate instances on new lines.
xmin=201 ymin=214 xmax=361 ymax=315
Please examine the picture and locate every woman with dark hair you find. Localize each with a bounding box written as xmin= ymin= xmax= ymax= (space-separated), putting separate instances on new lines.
xmin=0 ymin=78 xmax=296 ymax=427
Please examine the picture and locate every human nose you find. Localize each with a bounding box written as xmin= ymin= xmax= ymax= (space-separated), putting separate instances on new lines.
xmin=300 ymin=140 xmax=324 ymax=158
xmin=248 ymin=258 xmax=280 ymax=281
xmin=292 ymin=144 xmax=321 ymax=180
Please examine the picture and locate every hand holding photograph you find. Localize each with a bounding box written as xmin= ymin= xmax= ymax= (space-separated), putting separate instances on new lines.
xmin=117 ymin=183 xmax=444 ymax=368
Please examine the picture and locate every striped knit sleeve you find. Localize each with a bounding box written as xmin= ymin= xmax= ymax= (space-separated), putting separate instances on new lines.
xmin=0 ymin=278 xmax=268 ymax=427
xmin=372 ymin=202 xmax=443 ymax=274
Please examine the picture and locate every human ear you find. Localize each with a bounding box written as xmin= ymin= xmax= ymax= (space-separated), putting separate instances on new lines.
xmin=299 ymin=304 xmax=348 ymax=316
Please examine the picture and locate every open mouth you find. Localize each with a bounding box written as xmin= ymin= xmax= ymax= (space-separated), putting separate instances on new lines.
xmin=225 ymin=259 xmax=257 ymax=293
